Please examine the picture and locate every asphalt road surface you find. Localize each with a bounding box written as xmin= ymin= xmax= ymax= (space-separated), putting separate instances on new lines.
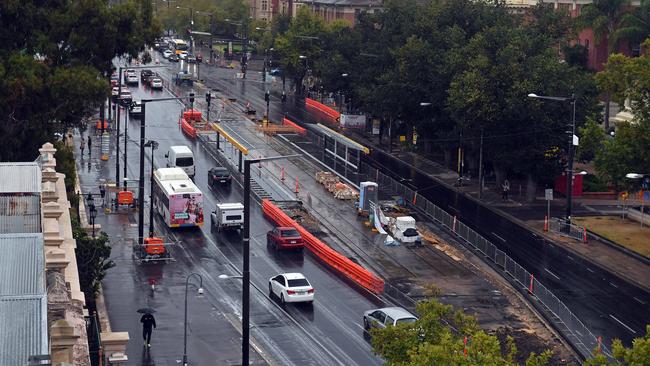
xmin=113 ymin=72 xmax=385 ymax=365
xmin=171 ymin=56 xmax=650 ymax=349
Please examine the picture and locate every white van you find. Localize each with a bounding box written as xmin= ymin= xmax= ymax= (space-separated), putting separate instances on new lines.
xmin=165 ymin=146 xmax=195 ymax=178
xmin=211 ymin=203 xmax=244 ymax=232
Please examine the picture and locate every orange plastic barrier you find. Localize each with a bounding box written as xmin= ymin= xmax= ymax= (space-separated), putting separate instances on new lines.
xmin=144 ymin=237 xmax=165 ymax=255
xmin=262 ymin=199 xmax=384 ymax=294
xmin=282 ymin=117 xmax=306 ymax=135
xmin=183 ymin=109 xmax=202 ymax=122
xmin=95 ymin=119 xmax=109 ymax=130
xmin=117 ymin=191 xmax=134 ymax=205
xmin=306 ymin=98 xmax=340 ymax=122
xmin=180 ymin=118 xmax=197 ymax=138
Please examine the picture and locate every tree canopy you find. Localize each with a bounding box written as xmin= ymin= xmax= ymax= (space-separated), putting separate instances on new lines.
xmin=0 ymin=0 xmax=160 ymax=161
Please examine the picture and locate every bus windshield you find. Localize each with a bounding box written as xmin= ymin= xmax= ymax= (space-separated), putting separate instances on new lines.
xmin=169 ymin=39 xmax=189 ymax=53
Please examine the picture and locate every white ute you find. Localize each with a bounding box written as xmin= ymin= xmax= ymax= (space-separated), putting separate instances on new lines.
xmin=211 ymin=203 xmax=244 ymax=232
xmin=388 ymin=216 xmax=422 ymax=244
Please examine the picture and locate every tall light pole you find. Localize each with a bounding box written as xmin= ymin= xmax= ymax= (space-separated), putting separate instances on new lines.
xmin=182 ymin=273 xmax=204 ymax=366
xmin=528 ymin=93 xmax=577 ymax=223
xmin=242 ymin=154 xmax=300 ymax=365
xmin=144 ymin=140 xmax=159 ymax=237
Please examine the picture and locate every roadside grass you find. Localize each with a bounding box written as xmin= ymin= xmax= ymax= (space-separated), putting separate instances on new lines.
xmin=573 ymin=216 xmax=650 ymax=258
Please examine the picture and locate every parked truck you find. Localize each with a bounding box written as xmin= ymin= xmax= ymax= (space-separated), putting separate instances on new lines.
xmin=211 ymin=203 xmax=244 ymax=232
xmin=387 ymin=216 xmax=422 ymax=245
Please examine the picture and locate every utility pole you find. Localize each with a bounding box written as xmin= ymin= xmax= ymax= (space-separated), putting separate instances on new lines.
xmin=138 ymin=103 xmax=146 ymax=245
xmin=242 ymin=19 xmax=248 ymax=79
xmin=116 ymin=67 xmax=123 ymax=187
xmin=123 ymin=109 xmax=129 ymax=189
xmin=146 ymin=140 xmax=159 ymax=237
xmin=478 ymin=130 xmax=484 ymax=199
xmin=566 ymin=95 xmax=576 ymax=223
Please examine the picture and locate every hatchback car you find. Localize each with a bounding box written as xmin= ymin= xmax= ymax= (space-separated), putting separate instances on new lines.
xmin=163 ymin=50 xmax=173 ymax=58
xmin=150 ymin=77 xmax=163 ymax=90
xmin=208 ymin=167 xmax=231 ymax=186
xmin=168 ymin=54 xmax=179 ymax=62
xmin=267 ymin=227 xmax=304 ymax=251
xmin=363 ymin=307 xmax=418 ymax=330
xmin=140 ymin=69 xmax=154 ymax=83
xmin=111 ymin=86 xmax=120 ymax=98
xmin=268 ymin=273 xmax=314 ymax=304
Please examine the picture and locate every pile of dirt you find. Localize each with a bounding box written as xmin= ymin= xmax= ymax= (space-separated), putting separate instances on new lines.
xmin=287 ymin=207 xmax=320 ymax=233
xmin=494 ymin=326 xmax=577 ymax=365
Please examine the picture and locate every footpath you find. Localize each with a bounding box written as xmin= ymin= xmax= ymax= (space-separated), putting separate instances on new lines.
xmin=72 ymin=109 xmax=266 ymax=365
xmin=342 ymin=129 xmax=650 ymax=293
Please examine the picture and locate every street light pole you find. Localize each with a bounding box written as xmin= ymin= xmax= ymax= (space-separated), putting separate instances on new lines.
xmin=115 ymin=66 xmax=122 ymax=187
xmin=138 ymin=103 xmax=147 ymax=245
xmin=145 ymin=140 xmax=159 ymax=237
xmin=183 ymin=273 xmax=204 ymax=366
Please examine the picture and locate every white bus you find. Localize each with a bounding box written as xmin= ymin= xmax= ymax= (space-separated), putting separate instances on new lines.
xmin=152 ymin=168 xmax=204 ymax=228
xmin=168 ymin=39 xmax=189 ymax=55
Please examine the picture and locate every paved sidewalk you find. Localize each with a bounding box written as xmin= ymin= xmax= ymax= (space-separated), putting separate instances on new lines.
xmin=73 ymin=123 xmax=266 ymax=365
xmin=343 ymin=129 xmax=650 ymax=292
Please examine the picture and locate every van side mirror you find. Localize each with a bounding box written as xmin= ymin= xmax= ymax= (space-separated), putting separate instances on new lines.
xmin=164 ymin=153 xmax=168 ymax=158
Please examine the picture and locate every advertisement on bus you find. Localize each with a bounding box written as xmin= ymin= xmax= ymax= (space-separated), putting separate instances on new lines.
xmin=169 ymin=193 xmax=204 ymax=227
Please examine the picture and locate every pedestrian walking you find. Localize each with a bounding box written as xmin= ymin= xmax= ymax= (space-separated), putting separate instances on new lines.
xmin=140 ymin=313 xmax=156 ymax=347
xmin=99 ymin=183 xmax=106 ymax=206
xmin=80 ymin=137 xmax=86 ymax=156
xmin=87 ymin=136 xmax=92 ymax=156
xmin=502 ymin=179 xmax=510 ymax=201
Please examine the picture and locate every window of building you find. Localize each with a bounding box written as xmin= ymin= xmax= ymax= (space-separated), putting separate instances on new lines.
xmin=261 ymin=0 xmax=268 ymax=11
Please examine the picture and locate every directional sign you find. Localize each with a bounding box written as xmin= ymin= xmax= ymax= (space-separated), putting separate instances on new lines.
xmin=545 ymin=189 xmax=553 ymax=201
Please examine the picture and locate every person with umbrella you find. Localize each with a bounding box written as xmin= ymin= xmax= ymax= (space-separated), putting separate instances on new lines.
xmin=138 ymin=308 xmax=157 ymax=347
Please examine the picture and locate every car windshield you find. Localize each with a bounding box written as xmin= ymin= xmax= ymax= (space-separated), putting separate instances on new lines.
xmin=280 ymin=229 xmax=300 ymax=237
xmin=287 ymin=278 xmax=309 ymax=287
xmin=212 ymin=168 xmax=229 ymax=176
xmin=176 ymin=157 xmax=193 ymax=167
xmin=396 ymin=317 xmax=417 ymax=324
xmin=152 ymin=79 xmax=162 ymax=83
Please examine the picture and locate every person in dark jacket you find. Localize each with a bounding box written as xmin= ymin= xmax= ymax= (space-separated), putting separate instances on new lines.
xmin=140 ymin=313 xmax=157 ymax=347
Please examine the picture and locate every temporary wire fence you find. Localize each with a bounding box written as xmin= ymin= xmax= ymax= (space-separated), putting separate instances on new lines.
xmin=361 ymin=163 xmax=609 ymax=360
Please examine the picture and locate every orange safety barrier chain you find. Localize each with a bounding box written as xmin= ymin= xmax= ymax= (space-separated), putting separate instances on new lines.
xmin=262 ymin=199 xmax=384 ymax=294
xmin=180 ymin=118 xmax=197 ymax=138
xmin=282 ymin=117 xmax=307 ymax=135
xmin=306 ymin=98 xmax=340 ymax=120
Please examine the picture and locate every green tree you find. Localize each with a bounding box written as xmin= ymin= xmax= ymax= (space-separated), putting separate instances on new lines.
xmin=583 ymin=325 xmax=650 ymax=365
xmin=72 ymin=220 xmax=115 ymax=297
xmin=370 ymin=298 xmax=550 ymax=366
xmin=595 ymin=120 xmax=650 ymax=190
xmin=611 ymin=0 xmax=650 ymax=54
xmin=577 ymin=118 xmax=606 ymax=162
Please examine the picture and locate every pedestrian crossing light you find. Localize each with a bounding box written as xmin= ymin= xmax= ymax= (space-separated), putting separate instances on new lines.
xmin=265 ymin=91 xmax=270 ymax=102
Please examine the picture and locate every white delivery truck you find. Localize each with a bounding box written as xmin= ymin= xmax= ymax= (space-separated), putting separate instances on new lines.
xmin=152 ymin=168 xmax=204 ymax=228
xmin=211 ymin=203 xmax=244 ymax=232
xmin=388 ymin=216 xmax=422 ymax=245
xmin=165 ymin=145 xmax=195 ymax=178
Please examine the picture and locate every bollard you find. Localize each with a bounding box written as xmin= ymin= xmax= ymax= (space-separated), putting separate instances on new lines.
xmin=544 ymin=215 xmax=549 ymax=232
xmin=294 ymin=177 xmax=300 ymax=194
xmin=412 ymin=192 xmax=417 ymax=205
xmin=583 ymin=227 xmax=588 ymax=243
xmin=280 ymin=166 xmax=285 ymax=182
xmin=452 ymin=215 xmax=457 ymax=232
xmin=597 ymin=336 xmax=602 ymax=354
xmin=463 ymin=336 xmax=468 ymax=357
xmin=528 ymin=274 xmax=534 ymax=294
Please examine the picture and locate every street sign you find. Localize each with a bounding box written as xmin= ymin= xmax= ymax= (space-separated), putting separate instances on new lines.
xmin=545 ymin=189 xmax=553 ymax=201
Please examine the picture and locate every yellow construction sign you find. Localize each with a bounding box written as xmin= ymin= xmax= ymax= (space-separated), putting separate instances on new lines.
xmin=210 ymin=123 xmax=249 ymax=155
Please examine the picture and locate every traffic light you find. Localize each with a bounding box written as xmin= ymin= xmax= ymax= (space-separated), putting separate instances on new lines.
xmin=189 ymin=93 xmax=195 ymax=104
xmin=265 ymin=90 xmax=270 ymax=102
xmin=281 ymin=91 xmax=286 ymax=103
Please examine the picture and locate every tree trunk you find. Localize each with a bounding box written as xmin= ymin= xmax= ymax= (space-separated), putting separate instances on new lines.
xmin=526 ymin=174 xmax=537 ymax=203
xmin=604 ymin=93 xmax=610 ymax=130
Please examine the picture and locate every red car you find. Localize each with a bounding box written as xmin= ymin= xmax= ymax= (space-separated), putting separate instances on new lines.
xmin=267 ymin=227 xmax=304 ymax=251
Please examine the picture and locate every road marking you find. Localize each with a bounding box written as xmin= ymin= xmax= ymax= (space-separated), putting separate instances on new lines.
xmin=491 ymin=232 xmax=506 ymax=243
xmin=609 ymin=314 xmax=637 ymax=334
xmin=609 ymin=282 xmax=618 ymax=288
xmin=586 ymin=267 xmax=595 ymax=273
xmin=567 ymin=255 xmax=574 ymax=261
xmin=633 ymin=297 xmax=646 ymax=305
xmin=544 ymin=268 xmax=560 ymax=280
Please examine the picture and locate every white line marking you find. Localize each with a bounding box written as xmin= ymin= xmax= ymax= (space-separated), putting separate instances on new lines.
xmin=609 ymin=282 xmax=618 ymax=288
xmin=544 ymin=268 xmax=561 ymax=280
xmin=491 ymin=232 xmax=506 ymax=242
xmin=633 ymin=297 xmax=645 ymax=305
xmin=586 ymin=267 xmax=595 ymax=273
xmin=609 ymin=314 xmax=637 ymax=334
xmin=567 ymin=255 xmax=574 ymax=261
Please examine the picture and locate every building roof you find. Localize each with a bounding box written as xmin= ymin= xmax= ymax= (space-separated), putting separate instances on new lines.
xmin=0 ymin=295 xmax=49 ymax=366
xmin=0 ymin=234 xmax=45 ymax=296
xmin=0 ymin=162 xmax=42 ymax=194
xmin=0 ymin=195 xmax=42 ymax=233
xmin=0 ymin=233 xmax=48 ymax=366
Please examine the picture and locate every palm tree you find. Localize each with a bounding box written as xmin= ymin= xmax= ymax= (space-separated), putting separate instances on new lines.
xmin=612 ymin=0 xmax=650 ymax=55
xmin=577 ymin=0 xmax=629 ymax=129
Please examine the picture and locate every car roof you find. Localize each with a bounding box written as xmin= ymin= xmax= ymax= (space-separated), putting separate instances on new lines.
xmin=277 ymin=227 xmax=298 ymax=231
xmin=210 ymin=166 xmax=229 ymax=172
xmin=280 ymin=273 xmax=307 ymax=280
xmin=374 ymin=307 xmax=417 ymax=319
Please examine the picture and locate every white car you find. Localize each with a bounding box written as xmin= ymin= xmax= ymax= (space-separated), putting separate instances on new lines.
xmin=150 ymin=78 xmax=163 ymax=90
xmin=129 ymin=100 xmax=142 ymax=116
xmin=178 ymin=51 xmax=188 ymax=60
xmin=111 ymin=86 xmax=119 ymax=98
xmin=363 ymin=307 xmax=418 ymax=330
xmin=268 ymin=273 xmax=314 ymax=304
xmin=126 ymin=74 xmax=138 ymax=85
xmin=163 ymin=50 xmax=173 ymax=58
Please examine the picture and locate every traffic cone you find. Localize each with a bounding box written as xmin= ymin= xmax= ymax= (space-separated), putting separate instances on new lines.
xmin=544 ymin=215 xmax=549 ymax=232
xmin=463 ymin=336 xmax=468 ymax=357
xmin=294 ymin=177 xmax=299 ymax=194
xmin=583 ymin=228 xmax=588 ymax=243
xmin=452 ymin=215 xmax=457 ymax=232
xmin=412 ymin=192 xmax=417 ymax=205
xmin=528 ymin=274 xmax=534 ymax=294
xmin=280 ymin=166 xmax=285 ymax=182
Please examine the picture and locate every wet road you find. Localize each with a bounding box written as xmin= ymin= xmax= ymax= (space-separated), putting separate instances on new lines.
xmin=176 ymin=57 xmax=650 ymax=348
xmin=115 ymin=70 xmax=384 ymax=365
